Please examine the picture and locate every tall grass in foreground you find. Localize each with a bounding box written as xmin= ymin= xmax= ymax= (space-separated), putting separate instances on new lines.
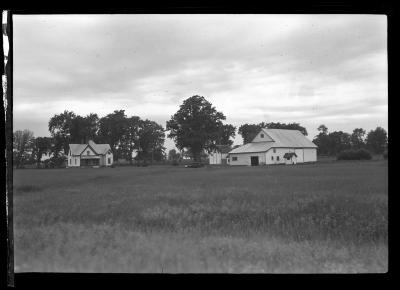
xmin=13 ymin=160 xmax=388 ymax=272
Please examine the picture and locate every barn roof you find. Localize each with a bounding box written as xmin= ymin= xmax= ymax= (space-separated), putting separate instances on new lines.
xmin=228 ymin=129 xmax=316 ymax=154
xmin=69 ymin=141 xmax=111 ymax=155
xmin=260 ymin=129 xmax=317 ymax=148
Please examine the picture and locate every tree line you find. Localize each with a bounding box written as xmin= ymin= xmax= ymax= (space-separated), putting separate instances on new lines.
xmin=13 ymin=110 xmax=166 ymax=168
xmin=312 ymin=125 xmax=388 ymax=156
xmin=13 ymin=95 xmax=388 ymax=168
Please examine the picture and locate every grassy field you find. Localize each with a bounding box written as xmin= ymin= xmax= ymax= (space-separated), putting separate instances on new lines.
xmin=13 ymin=160 xmax=388 ymax=273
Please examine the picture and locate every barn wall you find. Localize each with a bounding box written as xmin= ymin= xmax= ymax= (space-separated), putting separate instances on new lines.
xmin=265 ymin=148 xmax=296 ymax=165
xmin=295 ymin=149 xmax=304 ymax=163
xmin=229 ymin=152 xmax=266 ymax=166
xmin=252 ymin=131 xmax=274 ymax=142
xmin=303 ymin=148 xmax=317 ymax=162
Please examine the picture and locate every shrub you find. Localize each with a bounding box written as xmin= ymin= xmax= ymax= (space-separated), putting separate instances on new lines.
xmin=337 ymin=149 xmax=372 ymax=160
xmin=171 ymin=160 xmax=179 ymax=166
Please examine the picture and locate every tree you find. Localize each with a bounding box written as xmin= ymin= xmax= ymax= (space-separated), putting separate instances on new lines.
xmin=350 ymin=128 xmax=366 ymax=149
xmin=49 ymin=111 xmax=100 ymax=153
xmin=366 ymin=127 xmax=388 ymax=154
xmin=98 ymin=110 xmax=128 ymax=159
xmin=264 ymin=122 xmax=308 ymax=136
xmin=216 ymin=124 xmax=236 ymax=146
xmin=168 ymin=149 xmax=181 ymax=161
xmin=238 ymin=123 xmax=263 ymax=144
xmin=327 ymin=131 xmax=351 ymax=155
xmin=136 ymin=119 xmax=166 ymax=163
xmin=120 ymin=116 xmax=141 ymax=164
xmin=13 ymin=129 xmax=35 ymax=168
xmin=32 ymin=136 xmax=52 ymax=167
xmin=313 ymin=124 xmax=330 ymax=155
xmin=166 ymin=95 xmax=226 ymax=161
xmin=48 ymin=110 xmax=76 ymax=154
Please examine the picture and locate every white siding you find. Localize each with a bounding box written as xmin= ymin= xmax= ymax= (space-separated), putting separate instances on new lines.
xmin=106 ymin=152 xmax=113 ymax=166
xmin=265 ymin=148 xmax=296 ymax=165
xmin=303 ymin=148 xmax=317 ymax=162
xmin=295 ymin=149 xmax=304 ymax=163
xmin=229 ymin=152 xmax=266 ymax=166
xmin=229 ymin=147 xmax=316 ymax=166
xmin=252 ymin=131 xmax=274 ymax=142
xmin=68 ymin=156 xmax=80 ymax=167
xmin=209 ymin=152 xmax=229 ymax=164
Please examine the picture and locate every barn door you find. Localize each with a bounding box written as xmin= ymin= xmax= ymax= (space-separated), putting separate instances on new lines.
xmin=250 ymin=156 xmax=259 ymax=166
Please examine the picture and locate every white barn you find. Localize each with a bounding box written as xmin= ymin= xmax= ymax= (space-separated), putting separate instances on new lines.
xmin=67 ymin=140 xmax=113 ymax=168
xmin=208 ymin=145 xmax=232 ymax=165
xmin=228 ymin=129 xmax=317 ymax=166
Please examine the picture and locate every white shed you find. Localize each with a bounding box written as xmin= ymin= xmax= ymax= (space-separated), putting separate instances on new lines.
xmin=208 ymin=145 xmax=232 ymax=165
xmin=228 ymin=129 xmax=317 ymax=166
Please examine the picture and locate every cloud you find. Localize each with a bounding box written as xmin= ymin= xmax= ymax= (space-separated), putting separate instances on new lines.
xmin=13 ymin=14 xmax=387 ymax=149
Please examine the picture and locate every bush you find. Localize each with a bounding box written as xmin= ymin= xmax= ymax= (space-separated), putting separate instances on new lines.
xmin=171 ymin=160 xmax=179 ymax=166
xmin=383 ymin=150 xmax=388 ymax=160
xmin=337 ymin=149 xmax=372 ymax=160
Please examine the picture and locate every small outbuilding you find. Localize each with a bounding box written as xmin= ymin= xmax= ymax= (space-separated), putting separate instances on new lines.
xmin=67 ymin=140 xmax=113 ymax=168
xmin=228 ymin=128 xmax=317 ymax=166
xmin=208 ymin=145 xmax=232 ymax=165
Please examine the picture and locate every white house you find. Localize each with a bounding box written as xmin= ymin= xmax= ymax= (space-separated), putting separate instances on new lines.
xmin=228 ymin=128 xmax=317 ymax=166
xmin=67 ymin=140 xmax=113 ymax=168
xmin=208 ymin=145 xmax=232 ymax=165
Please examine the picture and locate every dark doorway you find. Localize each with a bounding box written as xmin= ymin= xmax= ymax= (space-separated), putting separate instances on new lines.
xmin=250 ymin=156 xmax=259 ymax=166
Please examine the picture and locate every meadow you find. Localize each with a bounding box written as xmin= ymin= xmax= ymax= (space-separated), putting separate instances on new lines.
xmin=13 ymin=160 xmax=388 ymax=273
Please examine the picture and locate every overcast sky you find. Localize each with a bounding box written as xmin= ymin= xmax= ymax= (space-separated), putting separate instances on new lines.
xmin=13 ymin=14 xmax=387 ymax=151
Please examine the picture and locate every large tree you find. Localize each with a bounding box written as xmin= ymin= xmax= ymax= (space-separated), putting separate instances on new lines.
xmin=264 ymin=122 xmax=308 ymax=136
xmin=13 ymin=129 xmax=35 ymax=168
xmin=136 ymin=119 xmax=166 ymax=163
xmin=216 ymin=124 xmax=236 ymax=146
xmin=120 ymin=116 xmax=141 ymax=164
xmin=98 ymin=110 xmax=128 ymax=159
xmin=313 ymin=124 xmax=330 ymax=155
xmin=32 ymin=136 xmax=52 ymax=167
xmin=327 ymin=131 xmax=351 ymax=155
xmin=48 ymin=110 xmax=76 ymax=154
xmin=350 ymin=128 xmax=366 ymax=149
xmin=166 ymin=95 xmax=226 ymax=161
xmin=238 ymin=123 xmax=263 ymax=144
xmin=366 ymin=127 xmax=388 ymax=154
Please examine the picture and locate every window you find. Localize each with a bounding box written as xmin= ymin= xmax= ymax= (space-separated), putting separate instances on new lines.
xmin=273 ymin=148 xmax=276 ymax=153
xmin=260 ymin=134 xmax=264 ymax=138
xmin=277 ymin=156 xmax=280 ymax=161
xmin=87 ymin=150 xmax=90 ymax=155
xmin=232 ymin=157 xmax=238 ymax=161
xmin=271 ymin=156 xmax=274 ymax=161
xmin=108 ymin=157 xmax=111 ymax=164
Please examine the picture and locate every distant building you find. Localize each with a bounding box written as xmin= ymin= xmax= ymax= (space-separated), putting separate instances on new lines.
xmin=67 ymin=140 xmax=113 ymax=167
xmin=228 ymin=129 xmax=317 ymax=166
xmin=208 ymin=145 xmax=232 ymax=165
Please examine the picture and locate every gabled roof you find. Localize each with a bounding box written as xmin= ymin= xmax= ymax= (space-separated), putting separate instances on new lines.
xmin=69 ymin=140 xmax=112 ymax=155
xmin=259 ymin=129 xmax=317 ymax=148
xmin=228 ymin=142 xmax=274 ymax=154
xmin=229 ymin=129 xmax=317 ymax=154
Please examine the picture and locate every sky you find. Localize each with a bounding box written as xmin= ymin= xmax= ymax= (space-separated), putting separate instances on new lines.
xmin=13 ymin=14 xmax=388 ymax=152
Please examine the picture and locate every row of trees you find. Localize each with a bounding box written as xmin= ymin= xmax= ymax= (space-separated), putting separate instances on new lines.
xmin=13 ymin=95 xmax=388 ymax=167
xmin=13 ymin=110 xmax=167 ymax=168
xmin=313 ymin=125 xmax=388 ymax=155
